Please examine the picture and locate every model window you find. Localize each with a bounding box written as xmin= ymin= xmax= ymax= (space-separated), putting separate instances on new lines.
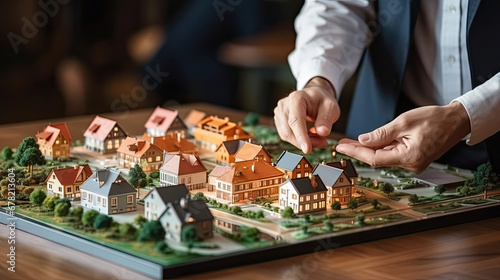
xmin=114 ymin=127 xmax=118 ymax=131
xmin=153 ymin=203 xmax=157 ymax=210
xmin=297 ymin=173 xmax=302 ymax=178
xmin=110 ymin=197 xmax=117 ymax=206
xmin=299 ymin=205 xmax=303 ymax=212
xmin=340 ymin=189 xmax=343 ymax=195
xmin=82 ymin=192 xmax=87 ymax=199
xmin=98 ymin=197 xmax=101 ymax=203
xmin=66 ymin=187 xmax=71 ymax=193
xmin=53 ymin=175 xmax=55 ymax=179
xmin=49 ymin=184 xmax=52 ymax=189
xmin=340 ymin=178 xmax=344 ymax=183
xmin=76 ymin=186 xmax=80 ymax=191
xmin=305 ymin=172 xmax=309 ymax=177
xmin=107 ymin=140 xmax=113 ymax=149
xmin=156 ymin=156 xmax=161 ymax=161
xmin=346 ymin=188 xmax=350 ymax=194
xmin=89 ymin=194 xmax=92 ymax=202
xmin=305 ymin=163 xmax=308 ymax=168
xmin=313 ymin=202 xmax=318 ymax=209
xmin=146 ymin=202 xmax=149 ymax=207
xmin=305 ymin=204 xmax=310 ymax=211
xmin=114 ymin=139 xmax=120 ymax=148
xmin=313 ymin=194 xmax=318 ymax=200
xmin=306 ymin=195 xmax=310 ymax=201
xmin=281 ymin=189 xmax=286 ymax=194
xmin=321 ymin=193 xmax=325 ymax=199
xmin=103 ymin=199 xmax=106 ymax=207
xmin=59 ymin=187 xmax=62 ymax=192
xmin=127 ymin=195 xmax=133 ymax=204
xmin=297 ymin=164 xmax=301 ymax=169
xmin=292 ymin=194 xmax=297 ymax=200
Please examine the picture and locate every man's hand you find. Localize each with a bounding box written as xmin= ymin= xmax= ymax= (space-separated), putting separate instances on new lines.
xmin=274 ymin=77 xmax=340 ymax=154
xmin=336 ymin=102 xmax=471 ymax=173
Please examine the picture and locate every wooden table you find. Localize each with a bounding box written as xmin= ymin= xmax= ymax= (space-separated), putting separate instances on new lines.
xmin=1 ymin=103 xmax=499 ymax=279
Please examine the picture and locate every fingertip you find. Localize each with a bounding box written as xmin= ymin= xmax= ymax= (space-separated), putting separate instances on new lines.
xmin=358 ymin=133 xmax=370 ymax=144
xmin=316 ymin=125 xmax=331 ymax=137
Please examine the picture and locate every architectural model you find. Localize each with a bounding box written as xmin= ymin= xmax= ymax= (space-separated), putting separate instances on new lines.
xmin=84 ymin=116 xmax=128 ymax=154
xmin=36 ymin=122 xmax=72 ymax=159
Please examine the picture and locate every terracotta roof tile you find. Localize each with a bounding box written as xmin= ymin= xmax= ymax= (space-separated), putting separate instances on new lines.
xmin=47 ymin=165 xmax=92 ymax=186
xmin=83 ymin=116 xmax=121 ymax=141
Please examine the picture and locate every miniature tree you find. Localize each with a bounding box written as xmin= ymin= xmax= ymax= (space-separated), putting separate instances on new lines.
xmin=134 ymin=214 xmax=148 ymax=227
xmin=29 ymin=189 xmax=47 ymax=206
xmin=54 ymin=202 xmax=70 ymax=217
xmin=472 ymin=163 xmax=500 ymax=193
xmin=256 ymin=210 xmax=265 ymax=219
xmin=82 ymin=209 xmax=100 ymax=227
xmin=331 ymin=201 xmax=341 ymax=213
xmin=42 ymin=196 xmax=58 ymax=210
xmin=281 ymin=206 xmax=294 ymax=219
xmin=155 ymin=240 xmax=171 ymax=254
xmin=347 ymin=197 xmax=358 ymax=211
xmin=94 ymin=214 xmax=113 ymax=230
xmin=230 ymin=206 xmax=242 ymax=215
xmin=137 ymin=220 xmax=165 ymax=242
xmin=182 ymin=225 xmax=197 ymax=252
xmin=301 ymin=224 xmax=309 ymax=235
xmin=71 ymin=206 xmax=84 ymax=221
xmin=458 ymin=186 xmax=471 ymax=197
xmin=244 ymin=112 xmax=259 ymax=127
xmin=1 ymin=147 xmax=13 ymax=161
xmin=241 ymin=226 xmax=260 ymax=242
xmin=19 ymin=147 xmax=46 ymax=177
xmin=379 ymin=182 xmax=395 ymax=195
xmin=434 ymin=184 xmax=446 ymax=196
xmin=119 ymin=223 xmax=138 ymax=240
xmin=129 ymin=163 xmax=147 ymax=198
xmin=408 ymin=194 xmax=419 ymax=205
xmin=323 ymin=219 xmax=333 ymax=232
xmin=371 ymin=199 xmax=380 ymax=209
xmin=55 ymin=198 xmax=71 ymax=208
xmin=191 ymin=192 xmax=206 ymax=201
xmin=22 ymin=187 xmax=35 ymax=196
xmin=356 ymin=213 xmax=365 ymax=226
xmin=15 ymin=137 xmax=38 ymax=164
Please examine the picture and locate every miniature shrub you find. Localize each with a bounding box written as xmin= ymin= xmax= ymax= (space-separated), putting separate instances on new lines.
xmin=230 ymin=206 xmax=242 ymax=215
xmin=1 ymin=147 xmax=13 ymax=161
xmin=256 ymin=210 xmax=265 ymax=219
xmin=71 ymin=206 xmax=84 ymax=221
xmin=42 ymin=196 xmax=58 ymax=210
xmin=347 ymin=198 xmax=358 ymax=210
xmin=21 ymin=177 xmax=36 ymax=186
xmin=54 ymin=203 xmax=70 ymax=217
xmin=134 ymin=214 xmax=147 ymax=227
xmin=55 ymin=198 xmax=71 ymax=208
xmin=137 ymin=220 xmax=165 ymax=242
xmin=191 ymin=192 xmax=206 ymax=201
xmin=149 ymin=171 xmax=160 ymax=179
xmin=371 ymin=199 xmax=380 ymax=209
xmin=22 ymin=187 xmax=35 ymax=196
xmin=356 ymin=213 xmax=365 ymax=226
xmin=82 ymin=209 xmax=100 ymax=227
xmin=1 ymin=186 xmax=9 ymax=198
xmin=323 ymin=219 xmax=333 ymax=232
xmin=93 ymin=214 xmax=113 ymax=230
xmin=434 ymin=185 xmax=447 ymax=195
xmin=281 ymin=206 xmax=294 ymax=219
xmin=119 ymin=223 xmax=138 ymax=240
xmin=408 ymin=194 xmax=419 ymax=205
xmin=29 ymin=189 xmax=47 ymax=206
xmin=155 ymin=240 xmax=172 ymax=254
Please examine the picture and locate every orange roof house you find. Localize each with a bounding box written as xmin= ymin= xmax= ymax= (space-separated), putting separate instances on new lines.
xmin=117 ymin=137 xmax=163 ymax=172
xmin=144 ymin=106 xmax=187 ymax=137
xmin=36 ymin=123 xmax=72 ymax=160
xmin=215 ymin=140 xmax=271 ymax=166
xmin=144 ymin=133 xmax=198 ymax=155
xmin=275 ymin=151 xmax=313 ymax=179
xmin=235 ymin=142 xmax=272 ymax=163
xmin=45 ymin=164 xmax=92 ymax=199
xmin=208 ymin=159 xmax=284 ymax=203
xmin=84 ymin=116 xmax=128 ymax=154
xmin=159 ymin=153 xmax=207 ymax=191
xmin=193 ymin=116 xmax=251 ymax=151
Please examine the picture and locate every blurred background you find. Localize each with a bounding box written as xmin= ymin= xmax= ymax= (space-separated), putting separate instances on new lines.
xmin=0 ymin=0 xmax=306 ymax=124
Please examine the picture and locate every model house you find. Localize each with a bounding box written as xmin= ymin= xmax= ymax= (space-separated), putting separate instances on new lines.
xmin=184 ymin=109 xmax=206 ymax=136
xmin=84 ymin=116 xmax=128 ymax=154
xmin=143 ymin=185 xmax=190 ymax=221
xmin=116 ymin=137 xmax=163 ymax=172
xmin=234 ymin=141 xmax=272 ymax=163
xmin=312 ymin=163 xmax=354 ymax=205
xmin=45 ymin=165 xmax=92 ymax=199
xmin=80 ymin=169 xmax=137 ymax=215
xmin=208 ymin=159 xmax=284 ymax=203
xmin=326 ymin=159 xmax=359 ymax=184
xmin=279 ymin=175 xmax=327 ymax=214
xmin=144 ymin=184 xmax=214 ymax=242
xmin=193 ymin=116 xmax=251 ymax=151
xmin=159 ymin=153 xmax=207 ymax=191
xmin=144 ymin=133 xmax=198 ymax=155
xmin=144 ymin=106 xmax=187 ymax=137
xmin=275 ymin=151 xmax=313 ymax=179
xmin=215 ymin=139 xmax=247 ymax=165
xmin=36 ymin=122 xmax=72 ymax=160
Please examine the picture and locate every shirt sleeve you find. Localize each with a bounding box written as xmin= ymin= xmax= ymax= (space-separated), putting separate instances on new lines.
xmin=452 ymin=72 xmax=500 ymax=145
xmin=288 ymin=0 xmax=375 ymax=95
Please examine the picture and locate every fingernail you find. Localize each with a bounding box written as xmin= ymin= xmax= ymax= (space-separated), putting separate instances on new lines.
xmin=301 ymin=144 xmax=307 ymax=153
xmin=359 ymin=134 xmax=370 ymax=142
xmin=336 ymin=144 xmax=345 ymax=153
xmin=318 ymin=125 xmax=329 ymax=134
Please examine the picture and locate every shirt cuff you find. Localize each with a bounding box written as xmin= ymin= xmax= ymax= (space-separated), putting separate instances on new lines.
xmin=452 ymin=73 xmax=500 ymax=145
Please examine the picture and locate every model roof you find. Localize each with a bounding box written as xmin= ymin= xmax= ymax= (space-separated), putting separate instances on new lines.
xmin=162 ymin=199 xmax=214 ymax=224
xmin=80 ymin=169 xmax=136 ymax=196
xmin=286 ymin=175 xmax=327 ymax=195
xmin=83 ymin=116 xmax=123 ymax=141
xmin=117 ymin=137 xmax=161 ymax=157
xmin=217 ymin=139 xmax=247 ymax=155
xmin=160 ymin=153 xmax=206 ymax=175
xmin=414 ymin=170 xmax=466 ymax=186
xmin=197 ymin=116 xmax=250 ymax=137
xmin=184 ymin=109 xmax=206 ymax=127
xmin=147 ymin=133 xmax=197 ymax=154
xmin=326 ymin=159 xmax=359 ymax=178
xmin=212 ymin=160 xmax=283 ymax=184
xmin=46 ymin=165 xmax=92 ymax=185
xmin=144 ymin=106 xmax=186 ymax=132
xmin=36 ymin=122 xmax=72 ymax=147
xmin=143 ymin=184 xmax=190 ymax=205
xmin=275 ymin=151 xmax=309 ymax=171
xmin=209 ymin=165 xmax=233 ymax=178
xmin=312 ymin=164 xmax=345 ymax=187
xmin=235 ymin=142 xmax=268 ymax=161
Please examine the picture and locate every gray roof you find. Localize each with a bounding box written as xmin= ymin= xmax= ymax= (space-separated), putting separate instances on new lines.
xmin=288 ymin=175 xmax=327 ymax=195
xmin=276 ymin=151 xmax=307 ymax=171
xmin=221 ymin=139 xmax=246 ymax=154
xmin=312 ymin=164 xmax=344 ymax=187
xmin=144 ymin=184 xmax=190 ymax=205
xmin=80 ymin=169 xmax=136 ymax=196
xmin=161 ymin=199 xmax=214 ymax=224
xmin=414 ymin=170 xmax=465 ymax=187
xmin=327 ymin=159 xmax=359 ymax=178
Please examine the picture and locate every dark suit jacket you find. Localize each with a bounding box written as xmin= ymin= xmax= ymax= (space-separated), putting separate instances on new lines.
xmin=345 ymin=0 xmax=500 ymax=172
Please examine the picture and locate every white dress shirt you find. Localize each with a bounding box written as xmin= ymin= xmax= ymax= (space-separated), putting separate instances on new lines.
xmin=289 ymin=0 xmax=500 ymax=145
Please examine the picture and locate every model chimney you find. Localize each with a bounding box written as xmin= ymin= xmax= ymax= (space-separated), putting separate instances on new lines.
xmin=251 ymin=162 xmax=255 ymax=173
xmin=177 ymin=132 xmax=181 ymax=143
xmin=341 ymin=159 xmax=346 ymax=167
xmin=310 ymin=174 xmax=317 ymax=189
